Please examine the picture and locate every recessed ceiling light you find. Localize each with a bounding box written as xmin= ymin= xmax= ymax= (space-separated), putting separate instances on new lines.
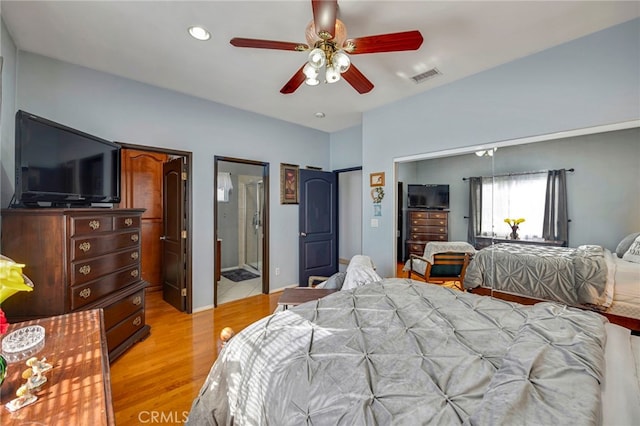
xmin=314 ymin=112 xmax=326 ymax=118
xmin=188 ymin=26 xmax=211 ymax=41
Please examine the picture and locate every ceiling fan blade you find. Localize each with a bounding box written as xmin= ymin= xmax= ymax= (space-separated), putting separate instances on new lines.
xmin=312 ymin=0 xmax=338 ymax=39
xmin=344 ymin=30 xmax=424 ymax=55
xmin=230 ymin=38 xmax=308 ymax=51
xmin=342 ymin=64 xmax=374 ymax=94
xmin=280 ymin=65 xmax=307 ymax=94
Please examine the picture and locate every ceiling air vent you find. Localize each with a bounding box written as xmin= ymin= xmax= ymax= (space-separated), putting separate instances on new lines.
xmin=410 ymin=68 xmax=441 ymax=84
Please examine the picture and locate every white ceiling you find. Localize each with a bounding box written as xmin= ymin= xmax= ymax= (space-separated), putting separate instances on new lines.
xmin=2 ymin=1 xmax=638 ymax=133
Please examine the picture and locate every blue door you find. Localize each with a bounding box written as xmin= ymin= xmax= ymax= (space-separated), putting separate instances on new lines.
xmin=298 ymin=169 xmax=338 ymax=286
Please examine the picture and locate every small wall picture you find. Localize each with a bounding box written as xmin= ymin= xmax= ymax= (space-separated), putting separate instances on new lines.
xmin=373 ymin=203 xmax=382 ymax=216
xmin=370 ymin=172 xmax=385 ymax=187
xmin=280 ymin=163 xmax=299 ymax=204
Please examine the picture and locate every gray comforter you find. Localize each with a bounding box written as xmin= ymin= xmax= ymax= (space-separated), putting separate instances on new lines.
xmin=464 ymin=243 xmax=609 ymax=307
xmin=186 ymin=279 xmax=606 ymax=425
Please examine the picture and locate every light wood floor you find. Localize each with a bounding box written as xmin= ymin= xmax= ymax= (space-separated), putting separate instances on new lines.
xmin=111 ymin=265 xmax=408 ymax=424
xmin=110 ymin=290 xmax=280 ymax=424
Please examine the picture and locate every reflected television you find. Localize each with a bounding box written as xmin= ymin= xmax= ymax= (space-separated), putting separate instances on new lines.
xmin=407 ymin=184 xmax=449 ymax=210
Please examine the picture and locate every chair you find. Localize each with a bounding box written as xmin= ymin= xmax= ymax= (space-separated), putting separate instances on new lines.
xmin=408 ymin=252 xmax=471 ymax=288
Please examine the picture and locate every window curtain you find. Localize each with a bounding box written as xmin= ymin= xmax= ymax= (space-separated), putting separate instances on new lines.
xmin=542 ymin=169 xmax=568 ymax=243
xmin=467 ymin=177 xmax=482 ymax=246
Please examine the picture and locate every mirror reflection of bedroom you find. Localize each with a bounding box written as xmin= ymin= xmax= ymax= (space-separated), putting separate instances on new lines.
xmin=398 ymin=127 xmax=640 ymax=328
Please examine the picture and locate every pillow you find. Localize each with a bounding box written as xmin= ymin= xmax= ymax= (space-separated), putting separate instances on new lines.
xmin=622 ymin=235 xmax=640 ymax=264
xmin=341 ymin=264 xmax=382 ymax=291
xmin=316 ymin=272 xmax=346 ymax=290
xmin=616 ymin=232 xmax=640 ymax=258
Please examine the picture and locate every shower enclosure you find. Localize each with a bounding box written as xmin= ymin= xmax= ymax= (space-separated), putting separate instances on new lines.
xmin=239 ymin=176 xmax=263 ymax=275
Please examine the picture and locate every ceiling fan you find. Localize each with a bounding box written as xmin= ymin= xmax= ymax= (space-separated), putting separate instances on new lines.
xmin=230 ymin=0 xmax=423 ymax=94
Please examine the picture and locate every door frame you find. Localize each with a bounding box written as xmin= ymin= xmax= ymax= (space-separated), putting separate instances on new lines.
xmin=214 ymin=156 xmax=269 ymax=307
xmin=118 ymin=142 xmax=193 ymax=313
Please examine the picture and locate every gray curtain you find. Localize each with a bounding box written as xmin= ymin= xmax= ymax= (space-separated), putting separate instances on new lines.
xmin=467 ymin=177 xmax=482 ymax=247
xmin=543 ymin=169 xmax=568 ymax=243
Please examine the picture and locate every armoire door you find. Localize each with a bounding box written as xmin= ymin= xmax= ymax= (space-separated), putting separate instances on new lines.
xmin=120 ymin=148 xmax=168 ymax=292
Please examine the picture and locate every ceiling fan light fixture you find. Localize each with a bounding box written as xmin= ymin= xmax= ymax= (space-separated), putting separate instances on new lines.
xmin=303 ymin=63 xmax=319 ymax=79
xmin=188 ymin=26 xmax=211 ymax=41
xmin=308 ymin=48 xmax=326 ymax=69
xmin=305 ymin=77 xmax=320 ymax=86
xmin=332 ymin=50 xmax=351 ymax=73
xmin=325 ymin=66 xmax=341 ymax=83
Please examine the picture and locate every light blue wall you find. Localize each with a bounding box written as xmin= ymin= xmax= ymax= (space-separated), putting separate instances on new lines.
xmin=330 ymin=124 xmax=362 ymax=170
xmin=363 ymin=18 xmax=640 ymax=277
xmin=1 ymin=50 xmax=330 ymax=310
xmin=0 ymin=17 xmax=17 ymax=207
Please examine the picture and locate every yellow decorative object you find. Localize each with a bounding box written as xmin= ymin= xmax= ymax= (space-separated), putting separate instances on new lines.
xmin=504 ymin=218 xmax=526 ymax=240
xmin=0 ymin=256 xmax=33 ymax=304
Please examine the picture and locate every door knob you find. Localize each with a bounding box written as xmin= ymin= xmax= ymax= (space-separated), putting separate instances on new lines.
xmin=160 ymin=236 xmax=167 ymax=240
xmin=300 ymin=232 xmax=307 ymax=237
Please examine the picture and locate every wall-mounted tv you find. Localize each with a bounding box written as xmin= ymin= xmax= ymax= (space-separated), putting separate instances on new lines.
xmin=407 ymin=184 xmax=449 ymax=210
xmin=14 ymin=110 xmax=121 ymax=207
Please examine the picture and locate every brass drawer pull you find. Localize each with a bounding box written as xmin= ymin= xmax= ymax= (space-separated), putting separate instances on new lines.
xmin=131 ymin=269 xmax=139 ymax=278
xmin=131 ymin=234 xmax=139 ymax=242
xmin=89 ymin=220 xmax=100 ymax=230
xmin=131 ymin=252 xmax=139 ymax=260
xmin=79 ymin=265 xmax=91 ymax=275
xmin=133 ymin=316 xmax=142 ymax=326
xmin=79 ymin=241 xmax=91 ymax=252
xmin=79 ymin=288 xmax=91 ymax=299
xmin=125 ymin=218 xmax=133 ymax=227
xmin=133 ymin=295 xmax=142 ymax=306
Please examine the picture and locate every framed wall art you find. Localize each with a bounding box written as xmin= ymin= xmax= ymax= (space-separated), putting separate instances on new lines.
xmin=280 ymin=163 xmax=299 ymax=204
xmin=370 ymin=172 xmax=385 ymax=187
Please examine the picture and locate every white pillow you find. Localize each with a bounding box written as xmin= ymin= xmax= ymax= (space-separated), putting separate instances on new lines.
xmin=622 ymin=235 xmax=640 ymax=264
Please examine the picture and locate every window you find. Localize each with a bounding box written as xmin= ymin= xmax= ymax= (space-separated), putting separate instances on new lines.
xmin=480 ymin=173 xmax=547 ymax=239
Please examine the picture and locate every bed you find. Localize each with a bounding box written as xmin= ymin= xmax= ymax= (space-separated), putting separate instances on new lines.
xmin=463 ymin=242 xmax=640 ymax=330
xmin=186 ymin=279 xmax=640 ymax=425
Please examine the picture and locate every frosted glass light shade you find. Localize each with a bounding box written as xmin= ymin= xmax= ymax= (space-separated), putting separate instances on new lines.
xmin=305 ymin=77 xmax=320 ymax=86
xmin=325 ymin=66 xmax=341 ymax=83
xmin=332 ymin=50 xmax=350 ymax=73
xmin=303 ymin=63 xmax=319 ymax=79
xmin=308 ymin=48 xmax=326 ymax=69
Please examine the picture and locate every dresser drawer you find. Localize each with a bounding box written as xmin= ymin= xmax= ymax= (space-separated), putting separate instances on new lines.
xmin=106 ymin=308 xmax=145 ymax=352
xmin=408 ymin=218 xmax=447 ymax=227
xmin=408 ymin=211 xmax=448 ymax=220
xmin=408 ymin=225 xmax=447 ymax=236
xmin=103 ymin=289 xmax=145 ymax=330
xmin=70 ymin=266 xmax=141 ymax=310
xmin=70 ymin=248 xmax=141 ymax=286
xmin=69 ymin=216 xmax=114 ymax=236
xmin=114 ymin=215 xmax=141 ymax=230
xmin=407 ymin=242 xmax=426 ymax=256
xmin=71 ymin=231 xmax=141 ymax=261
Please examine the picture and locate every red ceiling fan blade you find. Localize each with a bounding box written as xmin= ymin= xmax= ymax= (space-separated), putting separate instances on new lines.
xmin=342 ymin=64 xmax=374 ymax=94
xmin=312 ymin=0 xmax=338 ymax=39
xmin=230 ymin=38 xmax=308 ymax=51
xmin=345 ymin=30 xmax=424 ymax=55
xmin=280 ymin=65 xmax=307 ymax=94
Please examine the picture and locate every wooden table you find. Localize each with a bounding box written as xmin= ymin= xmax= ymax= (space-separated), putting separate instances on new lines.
xmin=1 ymin=310 xmax=114 ymax=425
xmin=277 ymin=287 xmax=338 ymax=309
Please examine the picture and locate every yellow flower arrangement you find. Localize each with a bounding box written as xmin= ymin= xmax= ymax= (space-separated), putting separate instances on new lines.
xmin=504 ymin=218 xmax=525 ymax=239
xmin=0 ymin=257 xmax=34 ymax=334
xmin=504 ymin=218 xmax=526 ymax=227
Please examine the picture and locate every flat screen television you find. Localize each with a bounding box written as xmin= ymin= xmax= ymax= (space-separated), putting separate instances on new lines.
xmin=14 ymin=110 xmax=121 ymax=207
xmin=407 ymin=184 xmax=449 ymax=209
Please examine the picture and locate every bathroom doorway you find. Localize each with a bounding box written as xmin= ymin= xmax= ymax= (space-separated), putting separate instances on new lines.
xmin=214 ymin=156 xmax=269 ymax=306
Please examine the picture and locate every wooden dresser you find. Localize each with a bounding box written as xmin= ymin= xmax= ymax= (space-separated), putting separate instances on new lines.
xmin=405 ymin=209 xmax=449 ymax=259
xmin=0 ymin=208 xmax=150 ymax=361
xmin=1 ymin=310 xmax=114 ymax=425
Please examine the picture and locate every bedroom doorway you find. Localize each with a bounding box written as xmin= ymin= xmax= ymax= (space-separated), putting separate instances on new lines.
xmin=214 ymin=156 xmax=269 ymax=306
